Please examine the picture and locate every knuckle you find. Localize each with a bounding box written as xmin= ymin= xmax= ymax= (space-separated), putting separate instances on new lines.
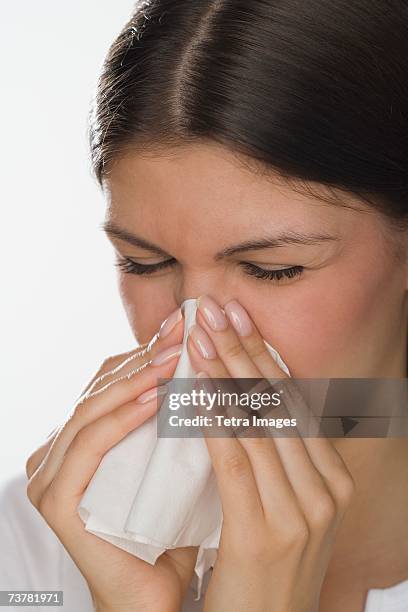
xmin=244 ymin=436 xmax=264 ymax=451
xmin=71 ymin=398 xmax=87 ymax=420
xmin=279 ymin=517 xmax=310 ymax=550
xmin=101 ymin=355 xmax=117 ymax=371
xmin=38 ymin=488 xmax=56 ymax=517
xmin=145 ymin=333 xmax=159 ymax=353
xmin=125 ymin=359 xmax=150 ymax=380
xmin=134 ymin=341 xmax=152 ymax=359
xmin=247 ymin=342 xmax=268 ymax=361
xmin=25 ymin=439 xmax=54 ymax=479
xmin=243 ymin=437 xmax=272 ymax=458
xmin=94 ymin=359 xmax=120 ymax=385
xmin=93 ymin=370 xmax=112 ymax=388
xmin=70 ymin=421 xmax=113 ymax=458
xmin=87 ymin=356 xmax=117 ymax=383
xmin=38 ymin=491 xmax=50 ymax=516
xmin=104 ymin=353 xmax=142 ymax=378
xmin=98 ymin=353 xmax=133 ymax=378
xmin=308 ymin=493 xmax=337 ymax=527
xmin=70 ymin=426 xmax=95 ymax=451
xmin=225 ymin=342 xmax=245 ymax=360
xmin=333 ymin=472 xmax=356 ymax=508
xmin=26 ymin=478 xmax=39 ymax=507
xmin=137 ymin=341 xmax=150 ymax=351
xmin=223 ymin=452 xmax=249 ymax=478
xmin=83 ymin=349 xmax=149 ymax=398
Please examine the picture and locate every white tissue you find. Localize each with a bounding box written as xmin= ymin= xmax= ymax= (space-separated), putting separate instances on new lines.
xmin=77 ymin=298 xmax=290 ymax=600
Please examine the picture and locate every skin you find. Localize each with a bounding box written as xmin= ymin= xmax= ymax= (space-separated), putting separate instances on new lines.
xmin=105 ymin=142 xmax=407 ymax=379
xmin=26 ymin=141 xmax=408 ymax=611
xmin=26 ymin=338 xmax=197 ymax=612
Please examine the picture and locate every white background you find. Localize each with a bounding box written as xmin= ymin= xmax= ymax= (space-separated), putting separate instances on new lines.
xmin=0 ymin=1 xmax=139 ymax=483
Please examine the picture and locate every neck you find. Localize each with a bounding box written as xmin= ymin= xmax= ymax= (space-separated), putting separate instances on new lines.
xmin=320 ymin=320 xmax=408 ymax=610
xmin=320 ymin=437 xmax=408 ymax=610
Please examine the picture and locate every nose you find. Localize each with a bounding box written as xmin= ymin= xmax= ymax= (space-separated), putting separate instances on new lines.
xmin=174 ymin=272 xmax=232 ymax=309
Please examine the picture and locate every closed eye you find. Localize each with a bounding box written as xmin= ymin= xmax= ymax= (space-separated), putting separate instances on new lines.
xmin=114 ymin=257 xmax=177 ymax=275
xmin=114 ymin=256 xmax=304 ymax=282
xmin=239 ymin=262 xmax=304 ymax=281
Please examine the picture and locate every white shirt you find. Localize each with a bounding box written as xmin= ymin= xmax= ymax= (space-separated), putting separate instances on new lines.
xmin=1 ymin=473 xmax=407 ymax=612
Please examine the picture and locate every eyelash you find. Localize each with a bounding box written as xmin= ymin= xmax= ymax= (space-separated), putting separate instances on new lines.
xmin=114 ymin=257 xmax=304 ymax=282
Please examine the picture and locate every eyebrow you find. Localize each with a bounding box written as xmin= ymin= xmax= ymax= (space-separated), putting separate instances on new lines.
xmin=101 ymin=220 xmax=340 ymax=261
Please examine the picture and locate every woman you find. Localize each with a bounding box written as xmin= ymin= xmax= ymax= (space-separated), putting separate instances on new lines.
xmin=1 ymin=0 xmax=407 ymax=610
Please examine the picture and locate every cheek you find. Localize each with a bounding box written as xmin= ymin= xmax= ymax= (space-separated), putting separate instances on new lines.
xmin=253 ymin=259 xmax=396 ymax=376
xmin=118 ymin=276 xmax=176 ymax=344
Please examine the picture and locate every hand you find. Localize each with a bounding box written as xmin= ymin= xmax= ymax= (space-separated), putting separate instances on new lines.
xmin=187 ymin=295 xmax=356 ymax=612
xmin=26 ymin=307 xmax=199 ymax=612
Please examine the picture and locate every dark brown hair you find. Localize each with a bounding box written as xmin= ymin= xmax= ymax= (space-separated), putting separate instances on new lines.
xmin=88 ymin=0 xmax=408 ymax=231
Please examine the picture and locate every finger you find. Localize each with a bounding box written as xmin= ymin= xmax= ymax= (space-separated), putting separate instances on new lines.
xmin=273 ymin=381 xmax=354 ymax=476
xmin=79 ymin=345 xmax=149 ymax=398
xmin=187 ymin=330 xmax=231 ymax=378
xmin=31 ymin=384 xmax=169 ymax=513
xmin=240 ymin=435 xmax=315 ymax=538
xmin=191 ymin=296 xmax=294 ymax=431
xmin=251 ymin=376 xmax=354 ymax=517
xmin=288 ymin=436 xmax=355 ymax=522
xmin=240 ymin=382 xmax=354 ymax=534
xmin=197 ymin=373 xmax=306 ymax=532
xmin=28 ymin=308 xmax=184 ymax=479
xmin=187 ymin=332 xmax=249 ymax=423
xmin=239 ymin=378 xmax=330 ymax=514
xmin=194 ymin=295 xmax=289 ymax=380
xmin=195 ymin=374 xmax=264 ymax=539
xmin=191 ymin=298 xmax=261 ymax=378
xmin=243 ymin=434 xmax=335 ymax=535
xmin=220 ymin=377 xmax=291 ymax=438
xmin=26 ymin=434 xmax=58 ymax=479
xmin=27 ymin=345 xmax=182 ymax=488
xmin=27 ymin=347 xmax=158 ymax=479
xmin=197 ymin=366 xmax=335 ymax=539
xmin=88 ymin=307 xmax=185 ymax=395
xmin=222 ymin=393 xmax=338 ymax=541
xmin=223 ymin=299 xmax=289 ymax=379
xmin=187 ymin=340 xmax=293 ymax=435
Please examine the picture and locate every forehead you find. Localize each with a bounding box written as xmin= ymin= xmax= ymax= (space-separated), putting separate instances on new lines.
xmin=102 ymin=141 xmax=364 ymax=234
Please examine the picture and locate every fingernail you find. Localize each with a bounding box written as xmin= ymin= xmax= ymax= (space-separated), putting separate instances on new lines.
xmin=189 ymin=325 xmax=217 ymax=359
xmin=197 ymin=295 xmax=228 ymax=331
xmin=158 ymin=307 xmax=183 ymax=339
xmin=136 ymin=384 xmax=169 ymax=404
xmin=195 ymin=371 xmax=214 ymax=409
xmin=196 ymin=371 xmax=215 ymax=392
xmin=151 ymin=343 xmax=183 ymax=366
xmin=224 ymin=300 xmax=253 ymax=337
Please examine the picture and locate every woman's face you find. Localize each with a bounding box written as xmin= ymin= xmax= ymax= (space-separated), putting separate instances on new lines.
xmin=102 ymin=142 xmax=408 ymax=377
